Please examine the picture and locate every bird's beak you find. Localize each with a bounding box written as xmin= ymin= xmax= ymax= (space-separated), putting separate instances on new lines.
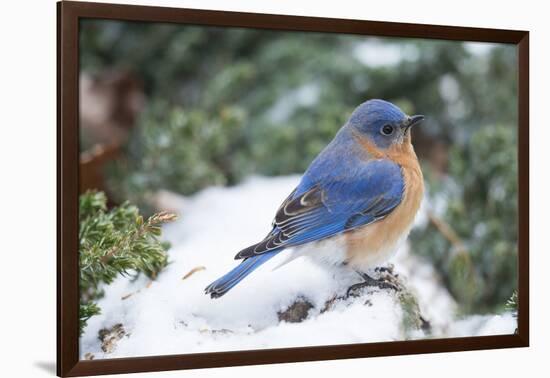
xmin=402 ymin=115 xmax=424 ymax=133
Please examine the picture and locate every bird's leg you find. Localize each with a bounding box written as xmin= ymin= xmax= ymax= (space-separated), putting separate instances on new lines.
xmin=374 ymin=264 xmax=394 ymax=274
xmin=346 ymin=270 xmax=399 ymax=297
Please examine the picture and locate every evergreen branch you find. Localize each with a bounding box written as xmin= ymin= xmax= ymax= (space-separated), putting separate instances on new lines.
xmin=427 ymin=210 xmax=468 ymax=255
xmin=505 ymin=290 xmax=518 ymax=317
xmin=79 ymin=302 xmax=101 ymax=336
xmin=100 ymin=211 xmax=178 ymax=263
xmin=78 ymin=191 xmax=177 ymax=335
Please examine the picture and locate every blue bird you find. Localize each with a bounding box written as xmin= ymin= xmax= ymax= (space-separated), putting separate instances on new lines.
xmin=205 ymin=99 xmax=425 ymax=298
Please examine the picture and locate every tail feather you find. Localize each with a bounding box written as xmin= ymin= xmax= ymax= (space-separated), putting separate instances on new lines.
xmin=205 ymin=250 xmax=280 ymax=298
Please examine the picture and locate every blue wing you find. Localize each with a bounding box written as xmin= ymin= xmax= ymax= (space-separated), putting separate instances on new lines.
xmin=235 ymin=158 xmax=404 ymax=259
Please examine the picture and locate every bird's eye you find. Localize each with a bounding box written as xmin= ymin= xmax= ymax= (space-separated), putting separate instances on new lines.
xmin=381 ymin=124 xmax=394 ymax=136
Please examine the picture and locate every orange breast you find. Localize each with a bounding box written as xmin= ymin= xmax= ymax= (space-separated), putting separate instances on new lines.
xmin=345 ymin=135 xmax=424 ymax=270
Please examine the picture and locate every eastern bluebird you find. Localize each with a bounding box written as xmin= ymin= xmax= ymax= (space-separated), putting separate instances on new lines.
xmin=205 ymin=99 xmax=424 ymax=298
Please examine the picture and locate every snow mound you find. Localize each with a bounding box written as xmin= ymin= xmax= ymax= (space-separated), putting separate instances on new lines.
xmin=80 ymin=176 xmax=516 ymax=359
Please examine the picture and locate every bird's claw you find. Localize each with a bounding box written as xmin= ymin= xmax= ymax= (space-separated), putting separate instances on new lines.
xmin=374 ymin=264 xmax=394 ymax=274
xmin=346 ymin=272 xmax=399 ymax=297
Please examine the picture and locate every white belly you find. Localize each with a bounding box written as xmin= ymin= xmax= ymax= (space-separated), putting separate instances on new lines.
xmin=271 ymin=235 xmax=348 ymax=271
xmin=273 ymin=229 xmax=407 ymax=273
xmin=345 ymin=229 xmax=410 ymax=271
xmin=270 ymin=221 xmax=413 ymax=278
xmin=299 ymin=235 xmax=349 ymax=267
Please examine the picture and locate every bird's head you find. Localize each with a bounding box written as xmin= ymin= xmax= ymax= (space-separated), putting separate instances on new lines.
xmin=348 ymin=99 xmax=424 ymax=149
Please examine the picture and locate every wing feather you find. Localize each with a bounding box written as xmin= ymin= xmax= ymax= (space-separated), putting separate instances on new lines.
xmin=235 ymin=159 xmax=404 ymax=260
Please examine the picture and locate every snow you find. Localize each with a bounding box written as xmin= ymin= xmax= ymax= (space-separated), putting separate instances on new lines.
xmin=267 ymin=83 xmax=320 ymax=123
xmin=353 ymin=39 xmax=420 ymax=68
xmin=446 ymin=313 xmax=517 ymax=337
xmin=80 ymin=176 xmax=516 ymax=359
xmin=464 ymin=41 xmax=498 ymax=56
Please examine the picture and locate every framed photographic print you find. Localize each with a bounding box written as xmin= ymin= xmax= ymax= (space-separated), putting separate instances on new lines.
xmin=57 ymin=1 xmax=529 ymax=376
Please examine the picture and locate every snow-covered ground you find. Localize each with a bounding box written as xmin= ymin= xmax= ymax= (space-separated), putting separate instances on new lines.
xmin=80 ymin=176 xmax=516 ymax=359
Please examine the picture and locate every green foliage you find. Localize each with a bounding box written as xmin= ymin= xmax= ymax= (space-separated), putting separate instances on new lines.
xmin=106 ymin=103 xmax=249 ymax=207
xmin=80 ymin=21 xmax=517 ymax=206
xmin=79 ymin=302 xmax=101 ymax=336
xmin=505 ymin=290 xmax=518 ymax=316
xmin=398 ymin=289 xmax=423 ymax=334
xmin=410 ymin=125 xmax=518 ymax=313
xmin=79 ymin=191 xmax=176 ymax=334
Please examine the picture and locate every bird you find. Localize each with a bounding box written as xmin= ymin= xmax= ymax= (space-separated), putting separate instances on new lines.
xmin=205 ymin=99 xmax=425 ymax=298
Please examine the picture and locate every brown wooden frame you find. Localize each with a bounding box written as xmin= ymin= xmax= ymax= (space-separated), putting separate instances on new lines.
xmin=57 ymin=1 xmax=529 ymax=376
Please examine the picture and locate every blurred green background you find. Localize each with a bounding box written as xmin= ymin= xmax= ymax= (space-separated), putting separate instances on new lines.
xmin=79 ymin=20 xmax=518 ymax=316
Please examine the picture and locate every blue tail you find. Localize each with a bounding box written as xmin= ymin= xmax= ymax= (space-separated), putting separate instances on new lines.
xmin=204 ymin=250 xmax=280 ymax=298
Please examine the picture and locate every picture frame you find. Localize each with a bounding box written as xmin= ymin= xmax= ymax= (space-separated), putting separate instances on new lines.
xmin=57 ymin=1 xmax=529 ymax=376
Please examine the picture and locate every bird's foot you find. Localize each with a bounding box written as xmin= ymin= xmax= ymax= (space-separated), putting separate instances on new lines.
xmin=374 ymin=263 xmax=395 ymax=274
xmin=346 ymin=271 xmax=399 ymax=297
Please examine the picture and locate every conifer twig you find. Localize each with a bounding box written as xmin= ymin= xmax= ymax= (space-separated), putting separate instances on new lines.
xmin=427 ymin=210 xmax=468 ymax=255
